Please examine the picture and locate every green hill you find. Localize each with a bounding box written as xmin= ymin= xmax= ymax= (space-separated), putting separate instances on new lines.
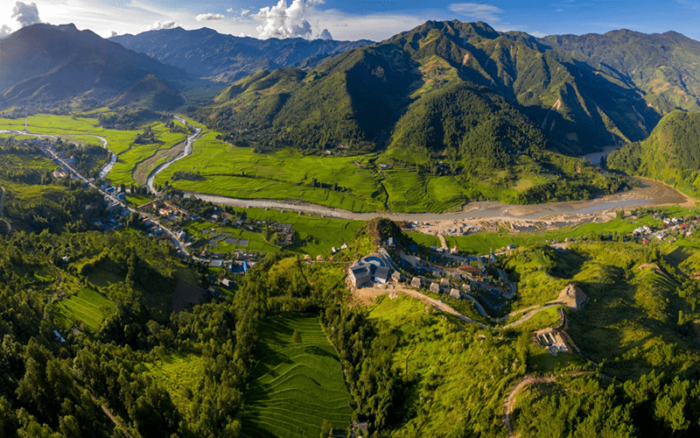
xmin=608 ymin=111 xmax=700 ymax=197
xmin=200 ymin=20 xmax=656 ymax=157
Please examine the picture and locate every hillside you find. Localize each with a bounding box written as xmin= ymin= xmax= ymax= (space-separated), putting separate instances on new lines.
xmin=111 ymin=27 xmax=371 ymax=82
xmin=608 ymin=110 xmax=700 ymax=197
xmin=544 ymin=29 xmax=700 ymax=113
xmin=201 ymin=20 xmax=661 ymax=158
xmin=0 ymin=23 xmax=189 ymax=110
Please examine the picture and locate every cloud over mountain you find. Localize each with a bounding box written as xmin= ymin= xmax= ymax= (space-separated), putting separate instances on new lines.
xmin=12 ymin=2 xmax=41 ymax=28
xmin=148 ymin=20 xmax=177 ymax=31
xmin=196 ymin=13 xmax=225 ymax=22
xmin=253 ymin=0 xmax=324 ymax=39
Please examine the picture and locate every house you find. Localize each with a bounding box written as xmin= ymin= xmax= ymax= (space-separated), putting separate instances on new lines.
xmin=450 ymin=245 xmax=459 ymax=255
xmin=429 ymin=283 xmax=441 ymax=294
xmin=462 ymin=283 xmax=472 ymax=293
xmin=387 ymin=237 xmax=396 ymax=247
xmin=440 ymin=278 xmax=450 ymax=290
xmin=391 ymin=271 xmax=403 ymax=283
xmin=374 ymin=267 xmax=391 ymax=283
xmin=53 ymin=330 xmax=66 ymax=344
xmin=221 ymin=278 xmax=234 ymax=289
xmin=349 ymin=264 xmax=373 ymax=288
xmin=449 ymin=289 xmax=462 ymax=300
xmin=411 ymin=277 xmax=422 ymax=288
xmin=210 ymin=259 xmax=224 ymax=268
xmin=535 ymin=328 xmax=571 ymax=355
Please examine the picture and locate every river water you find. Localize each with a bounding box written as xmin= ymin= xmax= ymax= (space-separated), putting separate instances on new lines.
xmin=188 ymin=177 xmax=690 ymax=222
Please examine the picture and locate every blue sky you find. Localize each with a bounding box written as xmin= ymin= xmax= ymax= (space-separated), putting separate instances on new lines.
xmin=2 ymin=0 xmax=700 ymax=41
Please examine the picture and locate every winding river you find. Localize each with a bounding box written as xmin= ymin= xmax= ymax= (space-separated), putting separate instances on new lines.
xmin=3 ymin=125 xmax=691 ymax=222
xmin=146 ymin=116 xmax=202 ymax=194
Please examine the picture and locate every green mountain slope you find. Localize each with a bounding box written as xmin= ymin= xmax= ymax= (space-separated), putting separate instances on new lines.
xmin=608 ymin=111 xmax=700 ymax=197
xmin=545 ymin=30 xmax=700 ymax=114
xmin=201 ymin=20 xmax=658 ymax=157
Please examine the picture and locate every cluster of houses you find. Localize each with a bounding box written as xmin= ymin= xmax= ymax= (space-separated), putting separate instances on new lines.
xmin=631 ymin=216 xmax=699 ymax=244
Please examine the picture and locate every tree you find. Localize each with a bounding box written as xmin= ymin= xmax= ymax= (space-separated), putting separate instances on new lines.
xmin=293 ymin=330 xmax=302 ymax=344
xmin=320 ymin=420 xmax=333 ymax=438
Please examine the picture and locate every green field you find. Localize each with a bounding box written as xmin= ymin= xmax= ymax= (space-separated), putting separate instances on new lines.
xmin=186 ymin=209 xmax=365 ymax=257
xmin=144 ymin=353 xmax=206 ymax=413
xmin=242 ymin=314 xmax=353 ymax=438
xmin=54 ymin=287 xmax=116 ymax=332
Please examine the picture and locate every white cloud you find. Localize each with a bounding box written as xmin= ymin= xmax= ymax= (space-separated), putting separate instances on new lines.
xmin=12 ymin=1 xmax=41 ymax=27
xmin=226 ymin=8 xmax=233 ymax=13
xmin=316 ymin=28 xmax=332 ymax=40
xmin=196 ymin=13 xmax=225 ymax=22
xmin=241 ymin=9 xmax=250 ymax=16
xmin=448 ymin=3 xmax=503 ymax=23
xmin=253 ymin=0 xmax=322 ymax=39
xmin=148 ymin=20 xmax=177 ymax=30
xmin=0 ymin=24 xmax=12 ymax=38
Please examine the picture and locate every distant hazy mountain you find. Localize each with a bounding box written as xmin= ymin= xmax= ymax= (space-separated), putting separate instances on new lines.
xmin=202 ymin=21 xmax=671 ymax=157
xmin=110 ymin=27 xmax=372 ymax=82
xmin=545 ymin=30 xmax=700 ymax=113
xmin=0 ymin=23 xmax=189 ymax=110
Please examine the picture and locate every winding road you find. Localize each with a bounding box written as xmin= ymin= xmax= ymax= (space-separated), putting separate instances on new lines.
xmin=146 ymin=117 xmax=202 ymax=195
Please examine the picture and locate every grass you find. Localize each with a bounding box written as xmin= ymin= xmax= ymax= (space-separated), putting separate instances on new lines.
xmin=54 ymin=287 xmax=116 ymax=332
xmin=367 ymin=294 xmax=526 ymax=437
xmin=185 ymin=208 xmax=365 ymax=257
xmin=144 ymin=353 xmax=206 ymax=414
xmin=242 ymin=314 xmax=353 ymax=438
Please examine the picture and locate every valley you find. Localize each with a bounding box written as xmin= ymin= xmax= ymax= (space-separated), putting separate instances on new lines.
xmin=3 ymin=13 xmax=700 ymax=438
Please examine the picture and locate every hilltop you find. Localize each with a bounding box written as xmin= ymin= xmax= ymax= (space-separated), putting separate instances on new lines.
xmin=608 ymin=110 xmax=700 ymax=198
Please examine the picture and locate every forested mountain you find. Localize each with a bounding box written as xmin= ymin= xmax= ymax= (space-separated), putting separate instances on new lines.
xmin=111 ymin=27 xmax=371 ymax=82
xmin=608 ymin=110 xmax=700 ymax=197
xmin=202 ymin=20 xmax=665 ymax=158
xmin=545 ymin=29 xmax=700 ymax=113
xmin=0 ymin=23 xmax=189 ymax=110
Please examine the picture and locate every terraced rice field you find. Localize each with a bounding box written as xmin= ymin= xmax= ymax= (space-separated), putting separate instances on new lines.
xmin=242 ymin=314 xmax=352 ymax=438
xmin=54 ymin=287 xmax=116 ymax=332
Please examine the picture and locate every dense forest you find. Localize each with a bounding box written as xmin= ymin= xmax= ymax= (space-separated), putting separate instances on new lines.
xmin=609 ymin=111 xmax=700 ymax=197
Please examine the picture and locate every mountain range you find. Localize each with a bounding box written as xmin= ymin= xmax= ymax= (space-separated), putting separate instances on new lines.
xmin=0 ymin=23 xmax=188 ymax=110
xmin=5 ymin=20 xmax=700 ymax=161
xmin=110 ymin=27 xmax=371 ymax=82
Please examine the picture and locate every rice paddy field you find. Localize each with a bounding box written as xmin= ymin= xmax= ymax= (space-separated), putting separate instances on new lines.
xmin=242 ymin=314 xmax=353 ymax=438
xmin=53 ymin=287 xmax=116 ymax=332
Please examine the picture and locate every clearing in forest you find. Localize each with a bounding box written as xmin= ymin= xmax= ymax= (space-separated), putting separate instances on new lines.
xmin=242 ymin=314 xmax=353 ymax=438
xmin=54 ymin=287 xmax=116 ymax=332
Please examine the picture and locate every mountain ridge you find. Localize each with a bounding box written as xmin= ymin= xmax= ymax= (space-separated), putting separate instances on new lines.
xmin=110 ymin=27 xmax=372 ymax=82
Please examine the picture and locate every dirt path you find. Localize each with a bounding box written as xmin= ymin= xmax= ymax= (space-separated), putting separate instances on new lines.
xmin=502 ymin=303 xmax=561 ymax=329
xmin=504 ymin=372 xmax=598 ymax=438
xmin=90 ymin=395 xmax=134 ymax=438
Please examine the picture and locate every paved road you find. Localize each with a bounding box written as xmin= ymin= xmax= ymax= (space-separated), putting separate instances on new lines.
xmin=147 ymin=118 xmax=202 ymax=194
xmin=42 ymin=146 xmax=193 ymax=258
